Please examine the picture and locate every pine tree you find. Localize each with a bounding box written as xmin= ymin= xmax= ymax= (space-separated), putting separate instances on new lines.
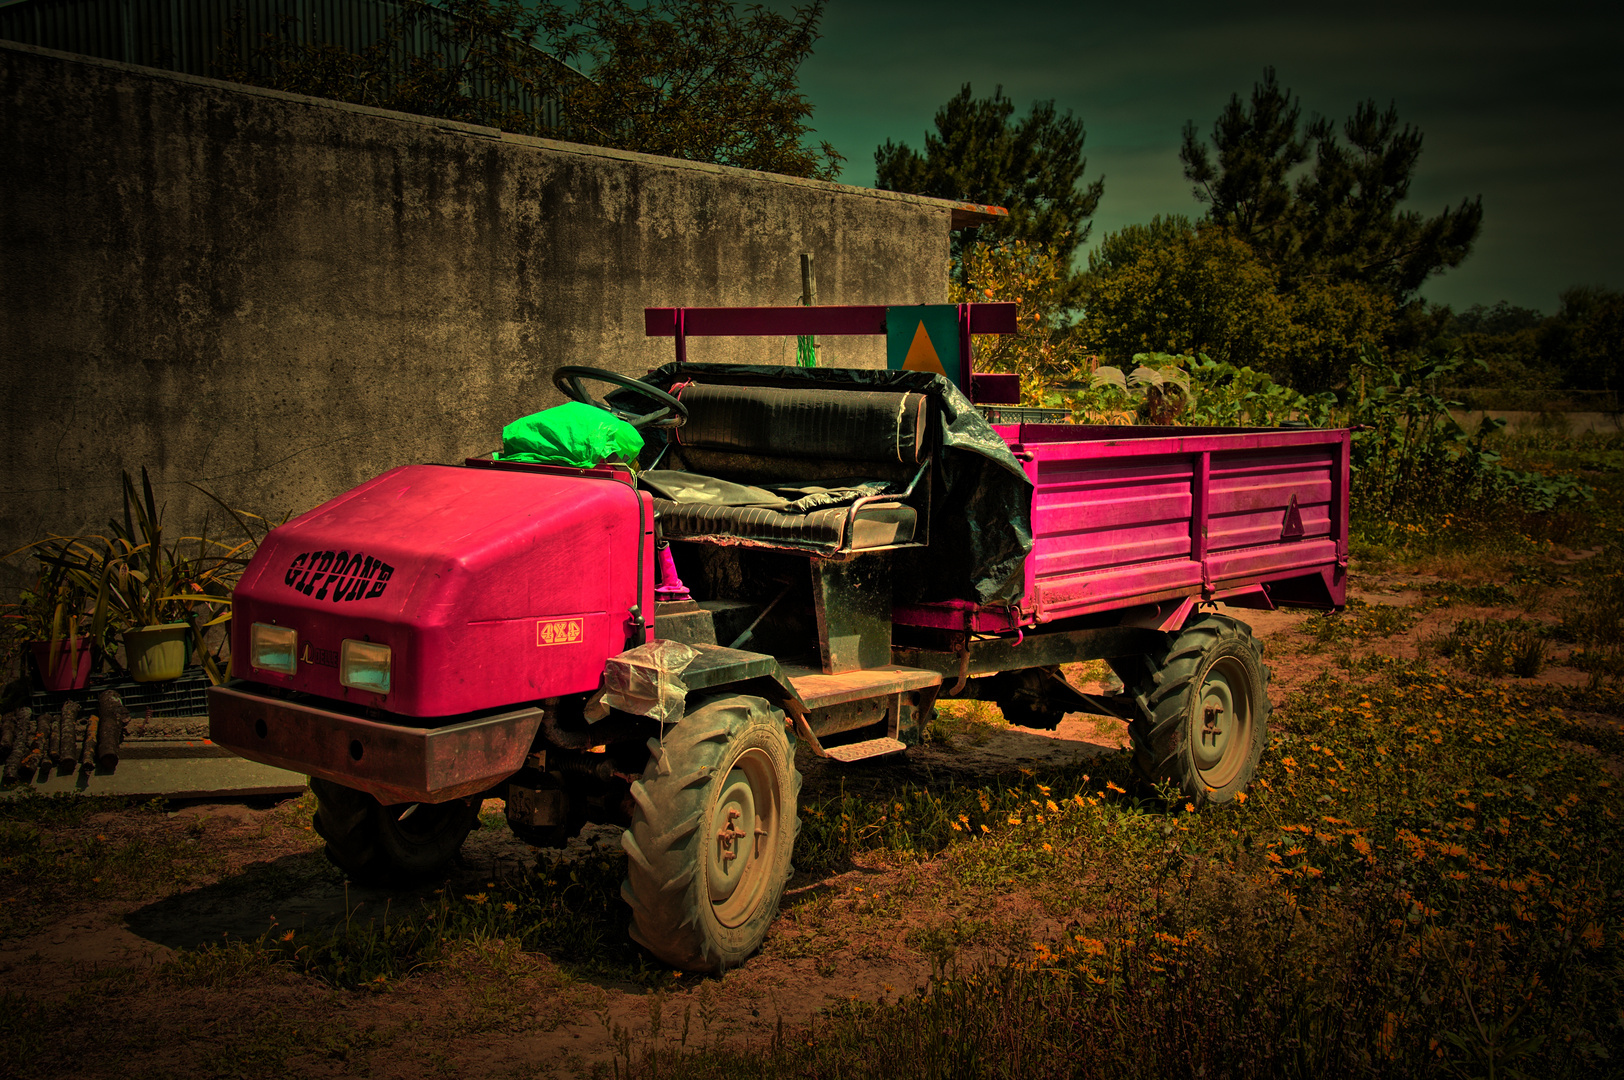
xmin=875 ymin=84 xmax=1104 ymax=294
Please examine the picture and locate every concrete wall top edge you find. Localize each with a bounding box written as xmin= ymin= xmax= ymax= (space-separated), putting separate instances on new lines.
xmin=0 ymin=38 xmax=960 ymax=220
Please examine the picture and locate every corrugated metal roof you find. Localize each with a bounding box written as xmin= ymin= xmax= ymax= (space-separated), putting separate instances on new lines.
xmin=0 ymin=0 xmax=563 ymax=128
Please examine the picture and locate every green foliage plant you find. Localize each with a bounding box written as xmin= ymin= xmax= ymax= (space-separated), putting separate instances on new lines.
xmin=1079 ymin=362 xmax=1192 ymax=425
xmin=1055 ymin=352 xmax=1333 ymax=428
xmin=1078 ymin=217 xmax=1393 ymax=390
xmin=1347 ymin=347 xmax=1591 ymax=530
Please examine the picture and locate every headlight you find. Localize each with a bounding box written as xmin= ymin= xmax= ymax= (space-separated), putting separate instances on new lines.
xmin=340 ymin=639 xmax=392 ymax=694
xmin=250 ymin=623 xmax=297 ymax=675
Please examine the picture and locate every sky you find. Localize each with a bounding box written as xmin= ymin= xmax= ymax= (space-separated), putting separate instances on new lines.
xmin=793 ymin=0 xmax=1624 ymax=314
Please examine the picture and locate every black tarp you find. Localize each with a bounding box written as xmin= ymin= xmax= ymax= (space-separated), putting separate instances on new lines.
xmin=610 ymin=363 xmax=1035 ymax=607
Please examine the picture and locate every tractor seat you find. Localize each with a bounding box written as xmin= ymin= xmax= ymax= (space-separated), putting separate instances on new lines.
xmin=641 ymin=382 xmax=932 ymax=556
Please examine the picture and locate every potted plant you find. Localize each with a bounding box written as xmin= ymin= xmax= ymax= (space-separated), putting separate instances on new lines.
xmin=41 ymin=469 xmax=250 ymax=684
xmin=0 ymin=550 xmax=96 ymax=691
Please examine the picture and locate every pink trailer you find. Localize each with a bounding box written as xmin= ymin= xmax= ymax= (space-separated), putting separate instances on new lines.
xmin=209 ymin=308 xmax=1347 ymax=975
xmin=897 ymin=423 xmax=1348 ymax=634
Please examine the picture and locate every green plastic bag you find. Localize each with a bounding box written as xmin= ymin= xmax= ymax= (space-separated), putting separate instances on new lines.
xmin=493 ymin=401 xmax=644 ymax=468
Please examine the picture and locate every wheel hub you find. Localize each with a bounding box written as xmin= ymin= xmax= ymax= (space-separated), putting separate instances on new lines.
xmin=705 ymin=748 xmax=780 ymax=929
xmin=1191 ymin=656 xmax=1251 ymax=788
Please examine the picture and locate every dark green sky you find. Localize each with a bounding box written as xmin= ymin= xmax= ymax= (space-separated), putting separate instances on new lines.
xmin=795 ymin=0 xmax=1623 ymax=314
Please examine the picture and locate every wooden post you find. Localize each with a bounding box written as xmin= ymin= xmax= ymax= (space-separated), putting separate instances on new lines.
xmin=797 ymin=253 xmax=818 ymax=367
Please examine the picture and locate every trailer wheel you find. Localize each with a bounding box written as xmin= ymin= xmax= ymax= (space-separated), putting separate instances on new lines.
xmin=1127 ymin=615 xmax=1270 ymax=807
xmin=310 ymin=777 xmax=478 ymax=881
xmin=620 ymin=694 xmax=799 ymax=972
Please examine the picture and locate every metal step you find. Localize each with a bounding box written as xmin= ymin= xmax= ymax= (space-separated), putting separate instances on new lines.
xmin=822 ymin=737 xmax=906 ymax=764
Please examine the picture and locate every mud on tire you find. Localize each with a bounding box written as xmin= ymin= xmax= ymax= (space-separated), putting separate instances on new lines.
xmin=311 ymin=776 xmax=478 ymax=881
xmin=1126 ymin=614 xmax=1270 ymax=807
xmin=619 ymin=694 xmax=800 ymax=972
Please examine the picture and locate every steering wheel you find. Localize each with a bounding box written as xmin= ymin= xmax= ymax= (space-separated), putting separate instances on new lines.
xmin=552 ymin=366 xmax=689 ymax=430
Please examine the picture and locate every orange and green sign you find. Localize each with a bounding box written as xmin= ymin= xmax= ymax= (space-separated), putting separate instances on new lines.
xmin=886 ymin=305 xmax=962 ymax=388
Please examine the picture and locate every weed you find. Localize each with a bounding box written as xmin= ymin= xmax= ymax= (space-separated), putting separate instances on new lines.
xmin=922 ymin=698 xmax=1002 ymax=748
xmin=0 ymin=807 xmax=228 ymax=939
xmin=1429 ymin=618 xmax=1549 ymax=677
xmin=1437 ymin=582 xmax=1518 ymax=606
xmin=0 ymin=989 xmax=50 ymax=1063
xmin=1305 ymin=599 xmax=1431 ymax=648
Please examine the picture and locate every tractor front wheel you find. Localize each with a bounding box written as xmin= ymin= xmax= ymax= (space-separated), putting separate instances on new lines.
xmin=1126 ymin=614 xmax=1270 ymax=807
xmin=619 ymin=694 xmax=800 ymax=972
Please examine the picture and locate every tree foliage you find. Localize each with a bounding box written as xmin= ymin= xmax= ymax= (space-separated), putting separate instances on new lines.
xmin=1538 ymin=286 xmax=1624 ymax=394
xmin=1180 ymin=67 xmax=1483 ymax=303
xmin=215 ymin=0 xmax=841 ymax=179
xmin=556 ymin=0 xmax=842 ymax=178
xmin=875 ymin=84 xmax=1103 ymax=290
xmin=1078 ymin=217 xmax=1391 ymax=389
xmin=1080 ymin=221 xmax=1291 ymax=371
xmin=950 ymin=239 xmax=1089 ymax=403
xmin=215 ymin=0 xmax=562 ymax=134
xmin=1075 ymin=67 xmax=1479 ymax=390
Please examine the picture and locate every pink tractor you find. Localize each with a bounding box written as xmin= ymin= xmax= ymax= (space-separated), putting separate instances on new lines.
xmin=210 ymin=304 xmax=1347 ymax=971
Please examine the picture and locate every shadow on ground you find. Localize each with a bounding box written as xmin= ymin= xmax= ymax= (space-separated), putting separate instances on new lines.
xmin=122 ymin=850 xmax=440 ymax=950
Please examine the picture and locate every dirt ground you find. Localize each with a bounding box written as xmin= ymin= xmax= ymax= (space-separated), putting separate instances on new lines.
xmin=3 ymin=562 xmax=1618 ymax=1078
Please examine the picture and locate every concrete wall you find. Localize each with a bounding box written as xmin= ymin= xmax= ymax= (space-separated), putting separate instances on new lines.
xmin=0 ymin=41 xmax=953 ymax=575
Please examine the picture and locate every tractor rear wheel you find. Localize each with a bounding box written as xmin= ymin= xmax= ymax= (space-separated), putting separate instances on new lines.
xmin=311 ymin=777 xmax=478 ymax=881
xmin=1126 ymin=614 xmax=1270 ymax=807
xmin=619 ymin=694 xmax=800 ymax=972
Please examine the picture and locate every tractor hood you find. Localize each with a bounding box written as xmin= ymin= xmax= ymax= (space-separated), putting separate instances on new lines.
xmin=229 ymin=462 xmax=653 ymax=717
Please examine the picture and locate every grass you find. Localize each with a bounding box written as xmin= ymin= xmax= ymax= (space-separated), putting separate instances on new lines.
xmin=0 ymin=793 xmax=234 ymax=939
xmin=135 ymin=660 xmax=1624 ymax=1078
xmin=596 ymin=665 xmax=1624 ymax=1078
xmin=922 ymin=697 xmax=1003 ymax=747
xmin=164 ymin=847 xmax=671 ymax=991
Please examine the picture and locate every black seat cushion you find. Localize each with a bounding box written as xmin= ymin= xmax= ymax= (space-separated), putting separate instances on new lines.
xmin=643 ymin=468 xmax=914 ymax=553
xmin=673 ymin=384 xmax=929 ymax=464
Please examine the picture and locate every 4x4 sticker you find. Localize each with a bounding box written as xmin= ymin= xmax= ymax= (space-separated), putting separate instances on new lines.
xmin=284 ymin=551 xmax=394 ymax=601
xmin=536 ymin=618 xmax=585 ymax=646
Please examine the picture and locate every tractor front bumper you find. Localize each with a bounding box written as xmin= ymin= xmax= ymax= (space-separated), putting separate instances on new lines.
xmin=207 ymin=681 xmax=543 ymax=805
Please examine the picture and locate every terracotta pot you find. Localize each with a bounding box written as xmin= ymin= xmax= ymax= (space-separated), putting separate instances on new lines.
xmin=29 ymin=638 xmax=93 ymax=691
xmin=124 ymin=623 xmax=190 ymax=683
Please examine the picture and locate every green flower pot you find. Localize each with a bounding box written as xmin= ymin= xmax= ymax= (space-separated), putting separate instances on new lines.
xmin=125 ymin=623 xmax=190 ymax=683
